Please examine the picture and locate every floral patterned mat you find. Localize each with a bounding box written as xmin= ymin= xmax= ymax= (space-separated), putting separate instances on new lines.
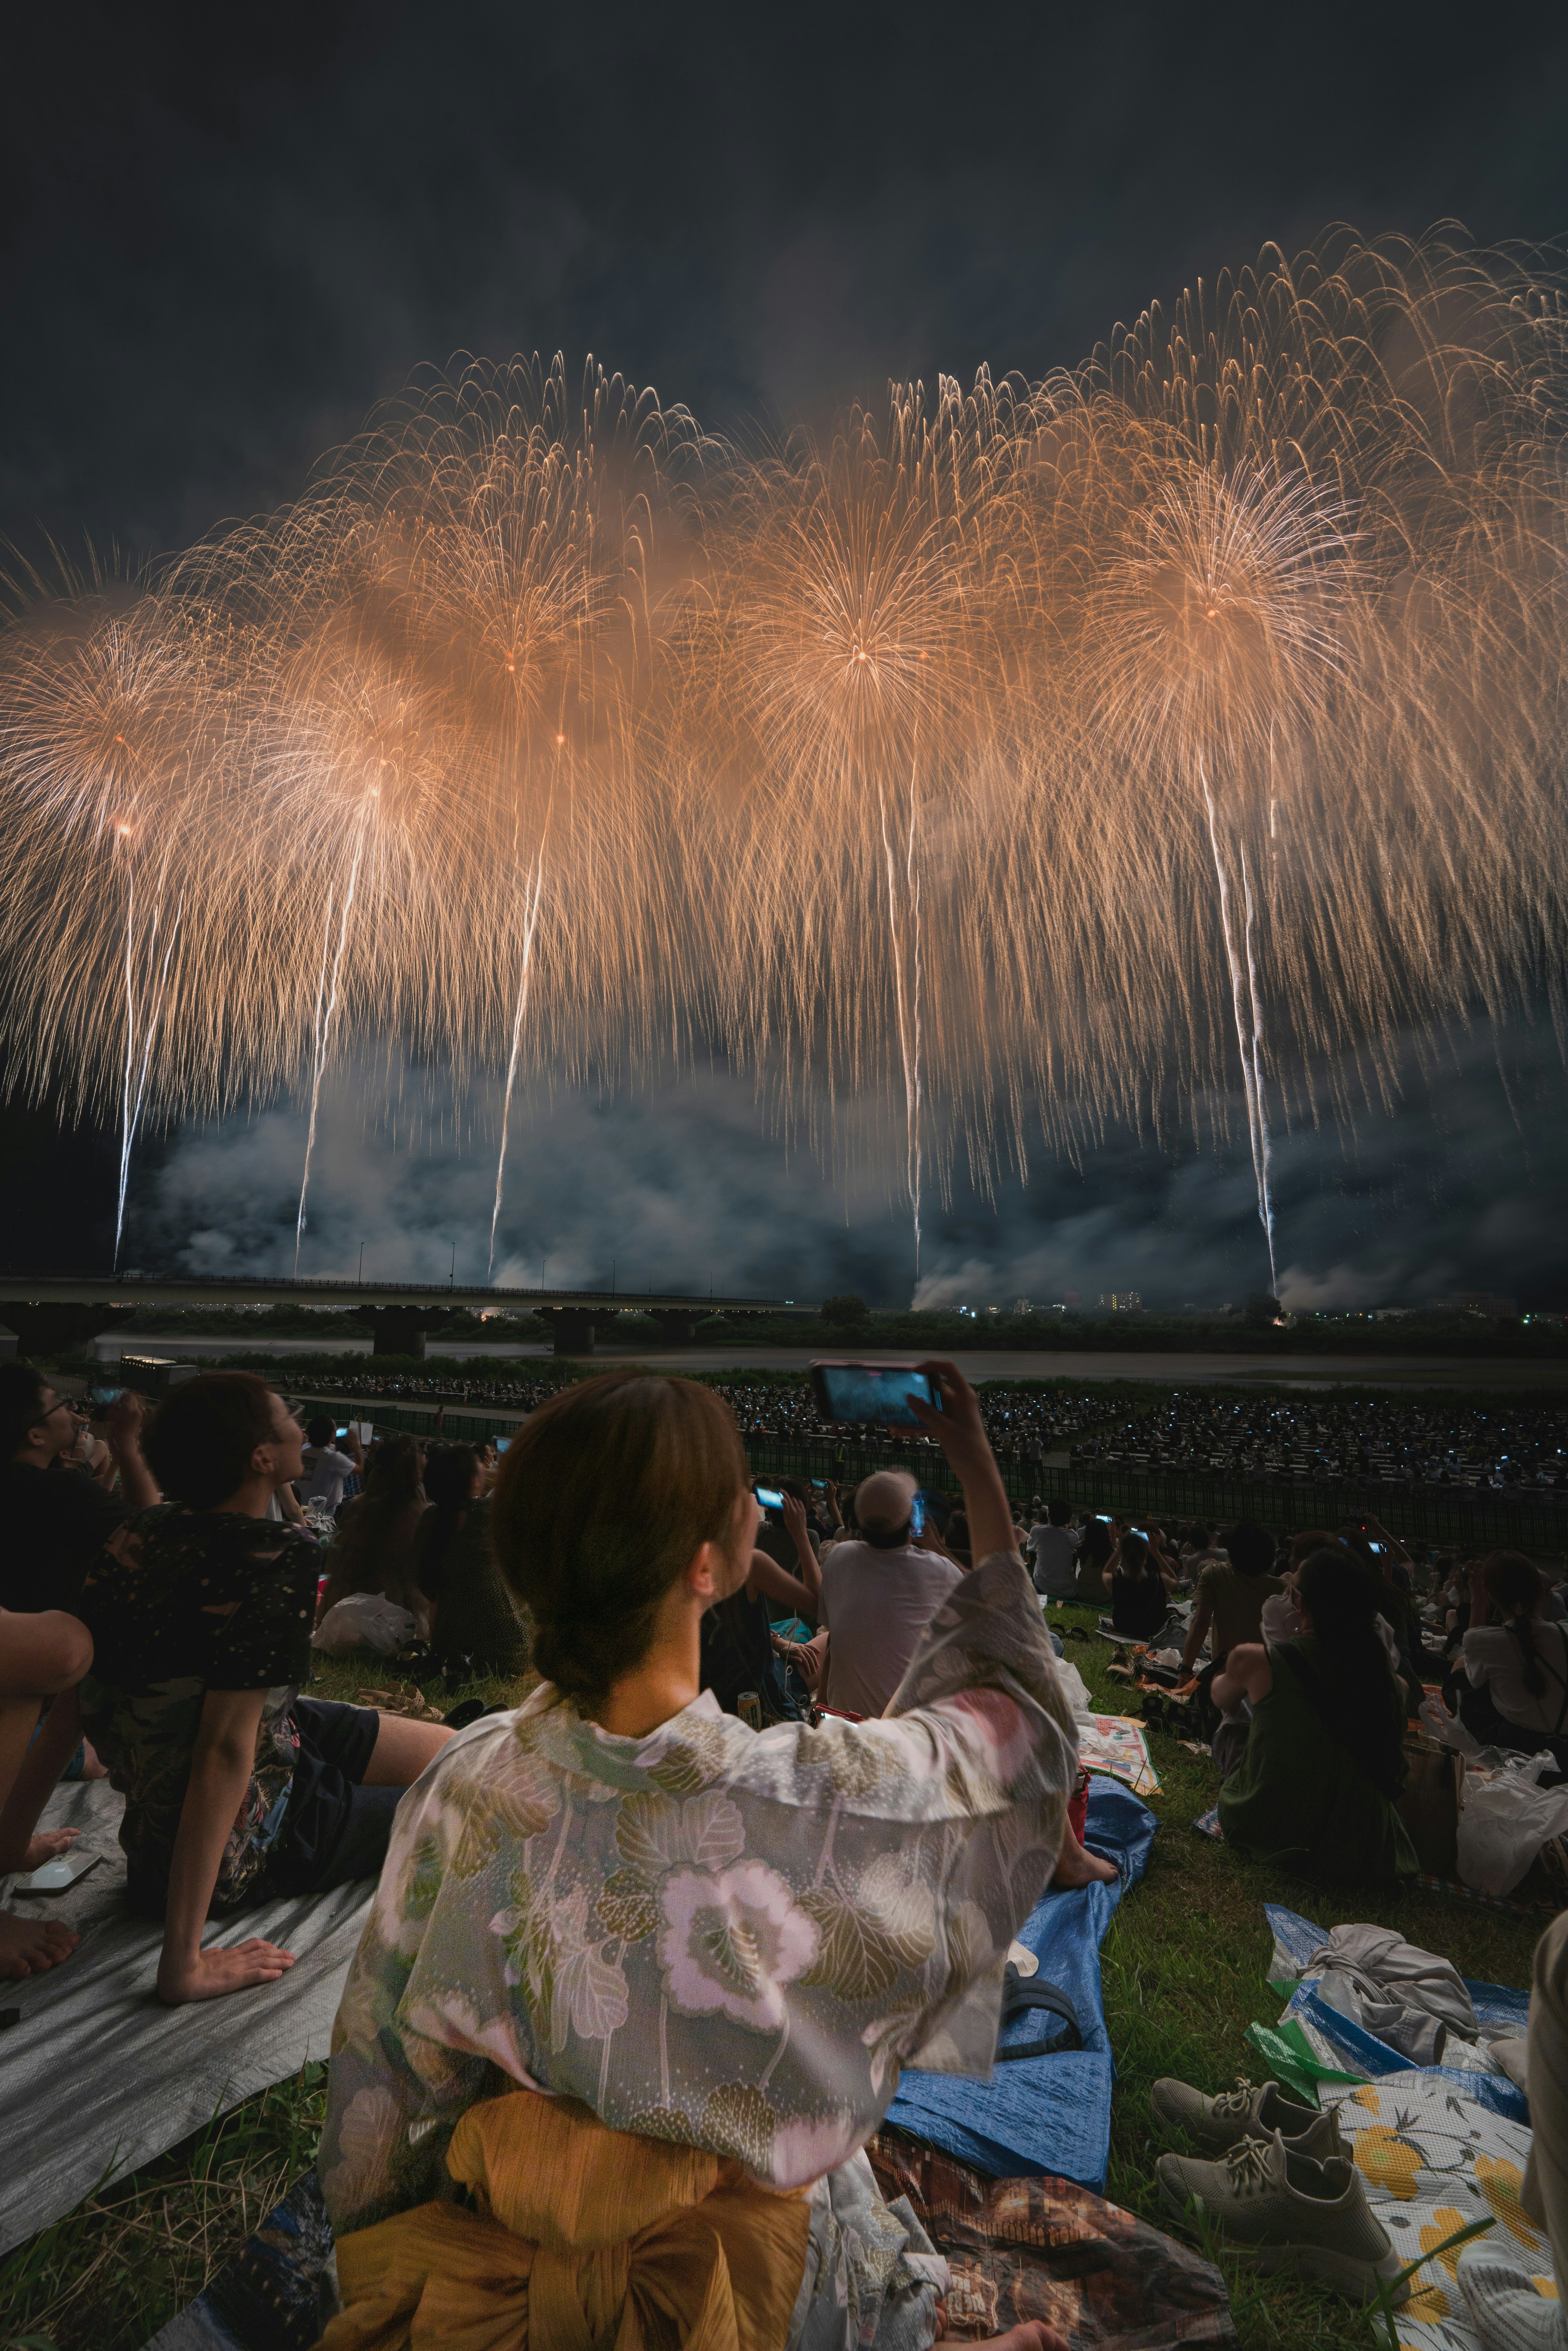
xmin=1322 ymin=2074 xmax=1548 ymax=2351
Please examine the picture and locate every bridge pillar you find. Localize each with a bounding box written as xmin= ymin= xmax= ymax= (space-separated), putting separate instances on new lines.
xmin=357 ymin=1305 xmax=436 ymax=1359
xmin=537 ymin=1308 xmax=598 ymax=1357
xmin=4 ymin=1302 xmax=118 ymax=1360
xmin=650 ymin=1308 xmax=699 ymax=1345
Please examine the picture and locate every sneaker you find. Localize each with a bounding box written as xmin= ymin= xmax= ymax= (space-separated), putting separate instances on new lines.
xmin=1150 ymin=2076 xmax=1343 ymax=2162
xmin=1457 ymin=2240 xmax=1568 ymax=2351
xmin=1156 ymin=2129 xmax=1409 ymax=2303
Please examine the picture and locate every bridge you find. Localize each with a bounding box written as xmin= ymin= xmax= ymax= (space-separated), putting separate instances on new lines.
xmin=0 ymin=1273 xmax=817 ymax=1359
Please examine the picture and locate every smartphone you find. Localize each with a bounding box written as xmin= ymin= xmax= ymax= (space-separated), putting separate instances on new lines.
xmin=1095 ymin=1513 xmax=1112 ymax=1524
xmin=809 ymin=1361 xmax=941 ymax=1429
xmin=88 ymin=1385 xmax=123 ymax=1409
xmin=909 ymin=1492 xmax=926 ymax=1537
xmin=1368 ymin=1540 xmax=1384 ymax=1555
xmin=754 ymin=1483 xmax=786 ymax=1512
xmin=495 ymin=1437 xmax=511 ymax=1454
xmin=335 ymin=1426 xmax=350 ymax=1442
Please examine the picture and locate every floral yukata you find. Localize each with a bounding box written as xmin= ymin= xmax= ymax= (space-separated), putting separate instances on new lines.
xmin=322 ymin=1549 xmax=1079 ymax=2345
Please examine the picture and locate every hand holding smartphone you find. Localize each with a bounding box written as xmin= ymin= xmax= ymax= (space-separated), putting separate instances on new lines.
xmin=808 ymin=1362 xmax=942 ymax=1429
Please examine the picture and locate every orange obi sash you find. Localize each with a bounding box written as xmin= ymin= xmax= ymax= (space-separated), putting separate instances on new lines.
xmin=320 ymin=2088 xmax=812 ymax=2350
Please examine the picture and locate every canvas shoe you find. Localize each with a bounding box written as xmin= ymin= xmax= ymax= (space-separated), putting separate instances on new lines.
xmin=1150 ymin=2075 xmax=1343 ymax=2162
xmin=1156 ymin=2128 xmax=1409 ymax=2303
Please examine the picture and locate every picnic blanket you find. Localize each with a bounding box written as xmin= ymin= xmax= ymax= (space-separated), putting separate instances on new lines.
xmin=1228 ymin=1906 xmax=1541 ymax=2351
xmin=146 ymin=2138 xmax=1239 ymax=2351
xmin=0 ymin=1776 xmax=373 ymax=2255
xmin=1256 ymin=1902 xmax=1531 ymax=2126
xmin=884 ymin=1775 xmax=1157 ymax=2190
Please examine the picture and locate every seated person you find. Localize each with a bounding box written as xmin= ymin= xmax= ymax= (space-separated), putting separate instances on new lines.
xmin=316 ymin=1359 xmax=1090 ymax=2351
xmin=1072 ymin=1512 xmax=1114 ymax=1604
xmin=299 ymin=1417 xmax=363 ymax=1514
xmin=704 ymin=1489 xmax=824 ymax=1723
xmin=1 ymin=1360 xmax=159 ymax=1613
xmin=318 ymin=1434 xmax=429 ymax=1629
xmin=1026 ymin=1498 xmax=1081 ymax=1599
xmin=0 ymin=1605 xmax=97 ymax=1979
xmin=1103 ymin=1530 xmax=1169 ymax=1640
xmin=1216 ymin=1549 xmax=1417 ymax=1885
xmin=1457 ymin=1551 xmax=1568 ymax=1771
xmin=414 ymin=1443 xmax=530 ymax=1676
xmin=76 ymin=1373 xmax=452 ymax=2006
xmin=1180 ymin=1519 xmax=1283 ymax=1676
xmin=817 ymin=1469 xmax=962 ymax=1718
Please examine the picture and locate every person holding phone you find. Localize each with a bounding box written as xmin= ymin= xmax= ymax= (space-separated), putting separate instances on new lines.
xmin=318 ymin=1359 xmax=1082 ymax=2351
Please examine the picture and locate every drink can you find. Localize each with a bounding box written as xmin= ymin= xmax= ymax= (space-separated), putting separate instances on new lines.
xmin=737 ymin=1691 xmax=762 ymax=1731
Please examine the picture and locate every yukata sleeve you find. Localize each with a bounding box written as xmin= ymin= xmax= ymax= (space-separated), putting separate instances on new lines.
xmin=862 ymin=1548 xmax=1081 ymax=2078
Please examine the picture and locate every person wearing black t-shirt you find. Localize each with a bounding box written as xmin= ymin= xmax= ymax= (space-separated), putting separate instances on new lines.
xmin=0 ymin=1361 xmax=160 ymax=1615
xmin=77 ymin=1372 xmax=453 ymax=2007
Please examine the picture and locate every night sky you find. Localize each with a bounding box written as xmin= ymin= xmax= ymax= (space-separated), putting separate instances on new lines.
xmin=4 ymin=1 xmax=1568 ymax=1304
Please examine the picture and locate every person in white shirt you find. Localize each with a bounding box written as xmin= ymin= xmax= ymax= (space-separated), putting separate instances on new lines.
xmin=299 ymin=1415 xmax=363 ymax=1513
xmin=1026 ymin=1500 xmax=1082 ymax=1599
xmin=818 ymin=1470 xmax=963 ymax=1718
xmin=1459 ymin=1551 xmax=1568 ymax=1763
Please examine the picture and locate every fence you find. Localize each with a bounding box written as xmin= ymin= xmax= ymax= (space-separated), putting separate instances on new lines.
xmin=292 ymin=1392 xmax=1568 ymax=1555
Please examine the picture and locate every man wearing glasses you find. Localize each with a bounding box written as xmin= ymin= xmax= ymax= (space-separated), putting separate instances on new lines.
xmin=2 ymin=1363 xmax=159 ymax=1615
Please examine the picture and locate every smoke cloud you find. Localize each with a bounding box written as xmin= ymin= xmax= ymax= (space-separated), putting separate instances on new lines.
xmin=122 ymin=1005 xmax=1568 ymax=1310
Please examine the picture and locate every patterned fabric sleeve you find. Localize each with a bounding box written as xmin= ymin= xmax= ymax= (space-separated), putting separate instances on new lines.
xmin=202 ymin=1528 xmax=318 ymax=1690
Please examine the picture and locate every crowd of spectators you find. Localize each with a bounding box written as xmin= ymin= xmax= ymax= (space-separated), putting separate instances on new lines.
xmin=1071 ymin=1391 xmax=1568 ymax=1492
xmin=12 ymin=1350 xmax=1568 ymax=2346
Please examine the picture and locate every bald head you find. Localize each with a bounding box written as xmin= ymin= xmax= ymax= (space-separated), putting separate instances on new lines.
xmin=854 ymin=1469 xmax=918 ymax=1542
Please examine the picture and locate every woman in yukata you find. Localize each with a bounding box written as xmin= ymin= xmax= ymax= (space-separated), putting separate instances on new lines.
xmin=319 ymin=1359 xmax=1102 ymax=2350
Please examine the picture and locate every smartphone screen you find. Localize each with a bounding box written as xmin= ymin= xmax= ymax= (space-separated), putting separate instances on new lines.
xmin=809 ymin=1362 xmax=940 ymax=1428
xmin=754 ymin=1484 xmax=785 ymax=1511
xmin=335 ymin=1427 xmax=350 ymax=1442
xmin=495 ymin=1437 xmax=511 ymax=1454
xmin=1368 ymin=1540 xmax=1383 ymax=1554
xmin=909 ymin=1492 xmax=926 ymax=1536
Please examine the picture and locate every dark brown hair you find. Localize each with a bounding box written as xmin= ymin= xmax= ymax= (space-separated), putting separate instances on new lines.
xmin=144 ymin=1371 xmax=280 ymax=1509
xmin=490 ymin=1370 xmax=748 ymax=1706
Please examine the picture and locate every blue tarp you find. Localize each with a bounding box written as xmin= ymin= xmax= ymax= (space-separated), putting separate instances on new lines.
xmin=1265 ymin=1901 xmax=1531 ymax=2125
xmin=883 ymin=1774 xmax=1156 ymax=2190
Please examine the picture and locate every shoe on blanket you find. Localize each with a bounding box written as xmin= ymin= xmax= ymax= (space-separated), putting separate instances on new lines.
xmin=1151 ymin=2075 xmax=1342 ymax=2161
xmin=1156 ymin=2129 xmax=1408 ymax=2303
xmin=1457 ymin=2239 xmax=1568 ymax=2351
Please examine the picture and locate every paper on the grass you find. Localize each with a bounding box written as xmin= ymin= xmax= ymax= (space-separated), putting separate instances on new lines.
xmin=1077 ymin=1713 xmax=1162 ymax=1797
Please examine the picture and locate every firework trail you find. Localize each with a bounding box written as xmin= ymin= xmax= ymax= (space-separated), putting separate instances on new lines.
xmin=294 ymin=833 xmax=365 ymax=1273
xmin=489 ymin=849 xmax=546 ymax=1274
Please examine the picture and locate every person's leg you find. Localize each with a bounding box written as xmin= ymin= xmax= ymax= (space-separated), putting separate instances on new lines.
xmin=267 ymin=1700 xmax=451 ymax=1899
xmin=0 ymin=1612 xmax=92 ymax=1979
xmin=1457 ymin=1910 xmax=1568 ymax=2348
xmin=360 ymin=1711 xmax=454 ymax=1787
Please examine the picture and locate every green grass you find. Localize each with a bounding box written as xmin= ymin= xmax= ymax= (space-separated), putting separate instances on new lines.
xmin=1060 ymin=1600 xmax=1540 ymax=2349
xmin=2 ymin=1636 xmax=1542 ymax=2349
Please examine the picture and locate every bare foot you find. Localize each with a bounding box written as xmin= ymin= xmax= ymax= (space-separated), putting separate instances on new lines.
xmin=80 ymin=1742 xmax=110 ymax=1782
xmin=0 ymin=1912 xmax=78 ymax=1979
xmin=1052 ymin=1825 xmax=1119 ymax=1890
xmin=21 ymin=1829 xmax=81 ymax=1870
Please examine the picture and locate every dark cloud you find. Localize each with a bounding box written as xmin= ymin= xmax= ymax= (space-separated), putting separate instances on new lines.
xmin=117 ymin=1010 xmax=1568 ymax=1309
xmin=5 ymin=3 xmax=1568 ymax=1291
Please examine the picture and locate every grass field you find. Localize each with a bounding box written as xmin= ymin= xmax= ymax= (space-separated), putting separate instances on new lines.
xmin=0 ymin=1628 xmax=1546 ymax=2350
